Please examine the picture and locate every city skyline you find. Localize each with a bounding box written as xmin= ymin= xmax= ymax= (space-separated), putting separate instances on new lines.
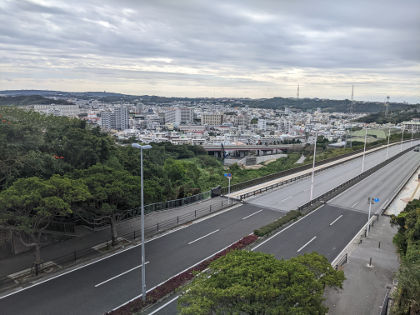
xmin=1 ymin=0 xmax=419 ymax=102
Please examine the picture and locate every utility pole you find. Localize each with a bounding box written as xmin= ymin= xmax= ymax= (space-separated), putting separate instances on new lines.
xmin=361 ymin=127 xmax=368 ymax=173
xmin=310 ymin=131 xmax=318 ymax=201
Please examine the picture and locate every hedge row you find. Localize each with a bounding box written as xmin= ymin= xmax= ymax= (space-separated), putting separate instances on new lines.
xmin=254 ymin=210 xmax=301 ymax=237
xmin=108 ymin=234 xmax=258 ymax=315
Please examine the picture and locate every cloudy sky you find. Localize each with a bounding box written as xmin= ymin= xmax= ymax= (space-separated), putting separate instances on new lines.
xmin=0 ymin=0 xmax=419 ymax=102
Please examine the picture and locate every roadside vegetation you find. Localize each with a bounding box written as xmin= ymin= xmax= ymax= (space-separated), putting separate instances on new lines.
xmin=178 ymin=250 xmax=345 ymax=314
xmin=391 ymin=199 xmax=420 ymax=314
xmin=0 ymin=106 xmax=417 ymax=270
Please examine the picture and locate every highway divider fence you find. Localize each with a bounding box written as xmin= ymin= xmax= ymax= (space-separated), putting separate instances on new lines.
xmin=236 ymin=139 xmax=419 ymax=201
xmin=297 ymin=146 xmax=416 ymax=215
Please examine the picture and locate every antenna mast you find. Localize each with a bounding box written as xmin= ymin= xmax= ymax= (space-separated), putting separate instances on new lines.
xmin=385 ymin=96 xmax=390 ymax=117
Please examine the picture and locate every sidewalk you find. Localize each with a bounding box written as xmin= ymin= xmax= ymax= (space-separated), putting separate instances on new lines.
xmin=324 ymin=216 xmax=399 ymax=315
xmin=0 ymin=197 xmax=229 ymax=280
xmin=324 ymin=165 xmax=420 ymax=314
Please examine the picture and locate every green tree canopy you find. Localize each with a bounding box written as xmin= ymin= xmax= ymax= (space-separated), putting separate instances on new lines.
xmin=0 ymin=175 xmax=89 ymax=270
xmin=178 ymin=250 xmax=345 ymax=314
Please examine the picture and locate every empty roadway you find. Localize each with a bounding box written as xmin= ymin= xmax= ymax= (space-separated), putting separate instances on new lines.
xmin=247 ymin=140 xmax=420 ymax=211
xmin=0 ymin=204 xmax=281 ymax=314
xmin=0 ymin=143 xmax=418 ymax=315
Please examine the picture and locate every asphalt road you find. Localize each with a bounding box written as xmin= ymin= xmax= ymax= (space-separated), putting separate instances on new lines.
xmin=0 ymin=204 xmax=282 ymax=315
xmin=247 ymin=140 xmax=420 ymax=211
xmin=329 ymin=150 xmax=419 ymax=212
xmin=150 ymin=146 xmax=419 ymax=315
xmin=0 ymin=143 xmax=417 ymax=315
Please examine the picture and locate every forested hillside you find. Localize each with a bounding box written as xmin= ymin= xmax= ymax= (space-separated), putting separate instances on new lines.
xmin=0 ymin=95 xmax=74 ymax=106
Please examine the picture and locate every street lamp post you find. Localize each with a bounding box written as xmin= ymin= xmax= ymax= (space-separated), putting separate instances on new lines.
xmin=132 ymin=143 xmax=152 ymax=302
xmin=310 ymin=131 xmax=318 ymax=201
xmin=367 ymin=197 xmax=373 ymax=237
xmin=411 ymin=125 xmax=414 ymax=148
xmin=361 ymin=127 xmax=368 ymax=173
xmin=400 ymin=126 xmax=404 ymax=152
xmin=386 ymin=128 xmax=390 ymax=159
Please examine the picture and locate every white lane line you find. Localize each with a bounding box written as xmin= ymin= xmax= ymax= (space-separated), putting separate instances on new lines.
xmin=329 ymin=215 xmax=343 ymax=226
xmin=297 ymin=236 xmax=317 ymax=253
xmin=148 ymin=295 xmax=180 ymax=315
xmin=241 ymin=209 xmax=263 ymax=220
xmin=109 ymin=238 xmax=243 ymax=312
xmin=188 ymin=229 xmax=220 ymax=245
xmin=351 ymin=201 xmax=359 ymax=207
xmin=94 ymin=261 xmax=150 ymax=288
xmin=252 ymin=206 xmax=322 ymax=251
xmin=280 ymin=196 xmax=292 ymax=202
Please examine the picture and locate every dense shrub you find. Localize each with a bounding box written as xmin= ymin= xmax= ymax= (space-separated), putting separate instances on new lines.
xmin=107 ymin=234 xmax=258 ymax=315
xmin=254 ymin=210 xmax=301 ymax=236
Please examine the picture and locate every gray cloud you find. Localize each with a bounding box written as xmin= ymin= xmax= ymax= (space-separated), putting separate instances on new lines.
xmin=0 ymin=0 xmax=419 ymax=101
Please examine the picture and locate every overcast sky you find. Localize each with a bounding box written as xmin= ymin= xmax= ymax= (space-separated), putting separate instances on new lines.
xmin=0 ymin=0 xmax=419 ymax=102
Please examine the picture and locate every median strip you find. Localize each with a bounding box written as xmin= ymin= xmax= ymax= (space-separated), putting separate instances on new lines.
xmin=188 ymin=229 xmax=220 ymax=245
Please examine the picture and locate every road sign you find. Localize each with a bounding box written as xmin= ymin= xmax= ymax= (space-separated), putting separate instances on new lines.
xmin=374 ymin=197 xmax=379 ymax=203
xmin=224 ymin=173 xmax=232 ymax=178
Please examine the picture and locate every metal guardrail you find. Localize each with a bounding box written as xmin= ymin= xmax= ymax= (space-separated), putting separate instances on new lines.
xmin=72 ymin=190 xmax=213 ymax=230
xmin=0 ymin=198 xmax=238 ymax=288
xmin=224 ymin=138 xmax=420 ymax=197
xmin=222 ymin=147 xmax=366 ymax=195
xmin=297 ymin=146 xmax=415 ymax=214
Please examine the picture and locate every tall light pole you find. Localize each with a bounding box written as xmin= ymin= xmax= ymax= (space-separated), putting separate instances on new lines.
xmin=366 ymin=197 xmax=379 ymax=237
xmin=361 ymin=127 xmax=368 ymax=173
xmin=386 ymin=128 xmax=390 ymax=159
xmin=310 ymin=130 xmax=318 ymax=201
xmin=411 ymin=125 xmax=414 ymax=147
xmin=132 ymin=143 xmax=152 ymax=302
xmin=400 ymin=126 xmax=404 ymax=152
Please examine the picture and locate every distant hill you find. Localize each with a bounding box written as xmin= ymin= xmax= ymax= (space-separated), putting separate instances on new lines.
xmin=0 ymin=95 xmax=74 ymax=106
xmin=356 ymin=108 xmax=420 ymax=124
xmin=0 ymin=90 xmax=418 ymax=113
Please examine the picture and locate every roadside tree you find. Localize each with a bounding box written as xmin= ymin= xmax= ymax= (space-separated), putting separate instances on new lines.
xmin=178 ymin=250 xmax=344 ymax=314
xmin=0 ymin=175 xmax=89 ymax=273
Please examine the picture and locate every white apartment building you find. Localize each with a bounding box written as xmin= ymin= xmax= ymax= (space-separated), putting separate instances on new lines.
xmin=402 ymin=119 xmax=420 ymax=132
xmin=164 ymin=107 xmax=193 ymax=125
xmin=257 ymin=119 xmax=267 ymax=131
xmin=32 ymin=104 xmax=80 ymax=117
xmin=101 ymin=106 xmax=129 ymax=130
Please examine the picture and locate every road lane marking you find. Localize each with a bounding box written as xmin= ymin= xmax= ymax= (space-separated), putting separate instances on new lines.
xmin=252 ymin=206 xmax=322 ymax=251
xmin=94 ymin=261 xmax=150 ymax=288
xmin=188 ymin=229 xmax=220 ymax=245
xmin=109 ymin=237 xmax=244 ymax=312
xmin=329 ymin=215 xmax=343 ymax=226
xmin=0 ymin=204 xmax=246 ymax=300
xmin=148 ymin=295 xmax=179 ymax=315
xmin=297 ymin=236 xmax=317 ymax=253
xmin=241 ymin=209 xmax=263 ymax=220
xmin=351 ymin=201 xmax=359 ymax=207
xmin=280 ymin=196 xmax=292 ymax=202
